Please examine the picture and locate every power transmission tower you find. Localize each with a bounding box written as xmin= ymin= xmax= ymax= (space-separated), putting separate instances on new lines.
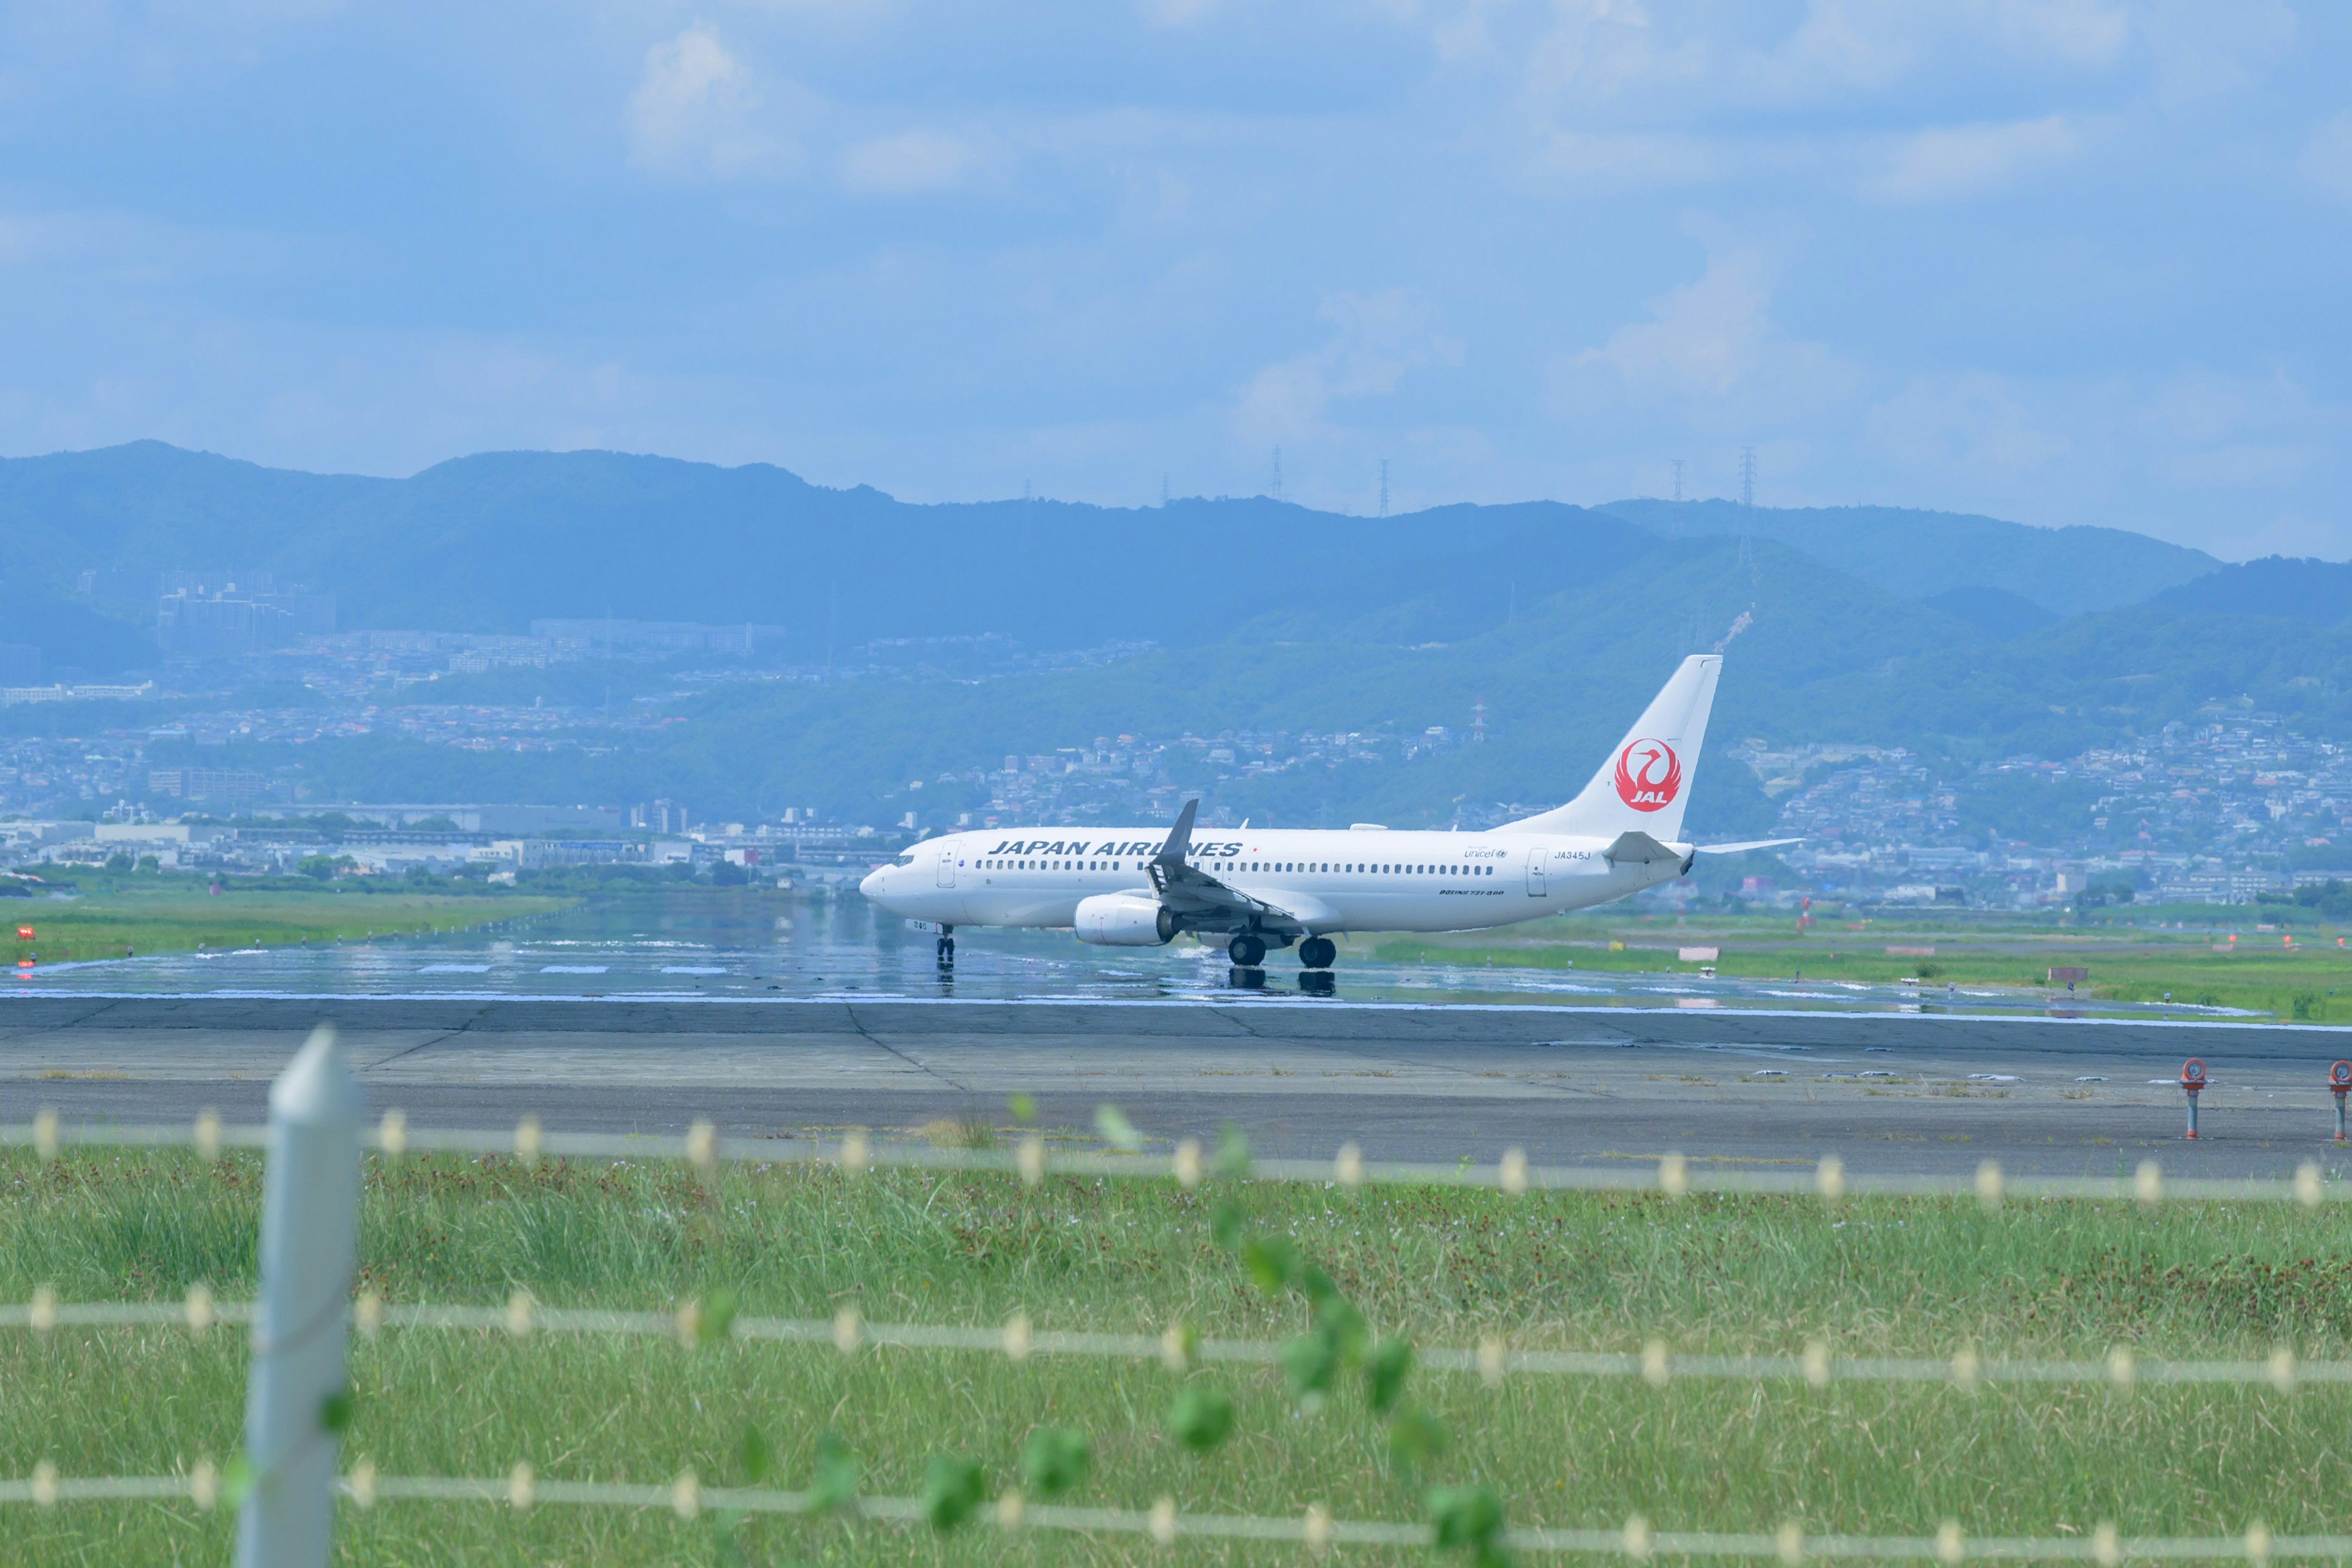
xmin=1378 ymin=459 xmax=1390 ymax=518
xmin=1740 ymin=447 xmax=1756 ymax=508
xmin=1672 ymin=458 xmax=1685 ymax=503
xmin=1272 ymin=447 xmax=1283 ymax=501
xmin=1161 ymin=473 xmax=1169 ymax=508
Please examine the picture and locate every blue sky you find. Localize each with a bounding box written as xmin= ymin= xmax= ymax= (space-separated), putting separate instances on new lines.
xmin=2 ymin=1 xmax=2347 ymax=557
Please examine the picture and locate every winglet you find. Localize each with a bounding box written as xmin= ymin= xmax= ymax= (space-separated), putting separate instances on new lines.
xmin=1154 ymin=799 xmax=1199 ymax=869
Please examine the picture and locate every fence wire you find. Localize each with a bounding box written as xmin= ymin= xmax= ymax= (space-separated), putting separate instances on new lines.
xmin=0 ymin=1468 xmax=2336 ymax=1561
xmin=4 ymin=1114 xmax=2344 ymax=1207
xmin=2 ymin=1291 xmax=2343 ymax=1394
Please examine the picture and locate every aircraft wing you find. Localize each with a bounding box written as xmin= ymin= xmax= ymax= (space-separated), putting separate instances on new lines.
xmin=1690 ymin=838 xmax=1803 ymax=854
xmin=1148 ymin=799 xmax=1305 ymax=925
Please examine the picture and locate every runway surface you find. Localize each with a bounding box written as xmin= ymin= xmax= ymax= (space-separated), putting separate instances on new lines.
xmin=7 ymin=994 xmax=2352 ymax=1178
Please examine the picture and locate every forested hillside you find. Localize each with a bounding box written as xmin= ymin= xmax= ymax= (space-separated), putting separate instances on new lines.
xmin=1 ymin=440 xmax=2339 ymax=834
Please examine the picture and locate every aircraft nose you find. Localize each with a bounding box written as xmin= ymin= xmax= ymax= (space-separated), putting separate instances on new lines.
xmin=859 ymin=867 xmax=885 ymax=899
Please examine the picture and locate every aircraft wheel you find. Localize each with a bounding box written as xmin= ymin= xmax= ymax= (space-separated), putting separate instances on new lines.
xmin=1229 ymin=933 xmax=1266 ymax=968
xmin=1299 ymin=937 xmax=1336 ymax=970
xmin=937 ymin=936 xmax=955 ymax=965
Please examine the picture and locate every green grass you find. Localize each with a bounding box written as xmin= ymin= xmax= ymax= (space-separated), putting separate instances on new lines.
xmin=5 ymin=876 xmax=573 ymax=964
xmin=1365 ymin=908 xmax=2352 ymax=1022
xmin=7 ymin=1150 xmax=2352 ymax=1564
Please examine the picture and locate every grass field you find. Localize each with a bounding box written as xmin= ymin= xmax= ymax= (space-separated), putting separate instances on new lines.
xmin=7 ymin=1145 xmax=2352 ymax=1564
xmin=4 ymin=875 xmax=573 ymax=965
xmin=1366 ymin=907 xmax=2352 ymax=1023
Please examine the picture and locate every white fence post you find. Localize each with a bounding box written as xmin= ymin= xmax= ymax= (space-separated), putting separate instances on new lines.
xmin=236 ymin=1025 xmax=363 ymax=1568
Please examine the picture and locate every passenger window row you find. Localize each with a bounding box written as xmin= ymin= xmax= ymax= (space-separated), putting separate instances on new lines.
xmin=971 ymin=858 xmax=1502 ymax=878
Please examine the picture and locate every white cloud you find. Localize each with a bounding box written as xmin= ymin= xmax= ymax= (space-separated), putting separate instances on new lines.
xmin=1531 ymin=130 xmax=1726 ymax=192
xmin=1231 ymin=288 xmax=1463 ymax=448
xmin=2136 ymin=0 xmax=2296 ymax=108
xmin=1847 ymin=364 xmax=2352 ymax=558
xmin=1864 ymin=114 xmax=2086 ymax=203
xmin=1864 ymin=372 xmax=2072 ymax=479
xmin=625 ymin=23 xmax=798 ymax=178
xmin=1553 ymin=243 xmax=1861 ymax=424
xmin=839 ymin=129 xmax=976 ymax=195
xmin=1992 ymin=0 xmax=2128 ymax=66
xmin=1486 ymin=0 xmax=2132 ymax=119
xmin=1577 ymin=248 xmax=1775 ymax=401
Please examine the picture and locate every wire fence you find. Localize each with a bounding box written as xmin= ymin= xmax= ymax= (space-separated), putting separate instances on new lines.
xmin=2 ymin=1291 xmax=2342 ymax=1393
xmin=13 ymin=1028 xmax=2352 ymax=1566
xmin=9 ymin=1111 xmax=2345 ymax=1207
xmin=0 ymin=1466 xmax=2339 ymax=1562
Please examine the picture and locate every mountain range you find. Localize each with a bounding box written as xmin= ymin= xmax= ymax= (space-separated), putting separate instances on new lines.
xmin=0 ymin=441 xmax=2228 ymax=655
xmin=1 ymin=440 xmax=2344 ymax=831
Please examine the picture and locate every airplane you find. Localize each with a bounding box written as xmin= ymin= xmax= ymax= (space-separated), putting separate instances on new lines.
xmin=858 ymin=654 xmax=1793 ymax=971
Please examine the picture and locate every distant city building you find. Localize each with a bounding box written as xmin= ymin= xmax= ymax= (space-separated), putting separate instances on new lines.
xmin=2 ymin=680 xmax=156 ymax=707
xmin=531 ymin=619 xmax=785 ymax=655
xmin=631 ymin=798 xmax=690 ymax=834
xmin=157 ymin=575 xmax=336 ymax=656
xmin=149 ymin=768 xmax=268 ymax=802
xmin=307 ymin=803 xmax=627 ymax=835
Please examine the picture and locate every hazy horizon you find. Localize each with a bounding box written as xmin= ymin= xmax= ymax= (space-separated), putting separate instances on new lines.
xmin=8 ymin=436 xmax=2322 ymax=567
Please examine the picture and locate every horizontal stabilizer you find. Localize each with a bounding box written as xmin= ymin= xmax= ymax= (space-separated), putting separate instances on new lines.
xmin=1602 ymin=831 xmax=1681 ymax=865
xmin=1691 ymin=838 xmax=1802 ymax=855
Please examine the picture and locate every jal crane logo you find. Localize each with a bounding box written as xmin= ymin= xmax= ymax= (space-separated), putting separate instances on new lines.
xmin=1612 ymin=737 xmax=1682 ymax=813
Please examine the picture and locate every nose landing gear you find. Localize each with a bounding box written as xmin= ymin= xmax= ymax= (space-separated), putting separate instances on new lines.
xmin=935 ymin=928 xmax=956 ymax=967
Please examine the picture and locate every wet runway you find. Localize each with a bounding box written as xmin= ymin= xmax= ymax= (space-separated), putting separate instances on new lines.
xmin=0 ymin=898 xmax=2223 ymax=1020
xmin=7 ymin=994 xmax=2352 ymax=1178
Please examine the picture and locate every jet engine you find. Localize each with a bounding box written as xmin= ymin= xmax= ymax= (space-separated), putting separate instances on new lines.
xmin=1074 ymin=892 xmax=1177 ymax=946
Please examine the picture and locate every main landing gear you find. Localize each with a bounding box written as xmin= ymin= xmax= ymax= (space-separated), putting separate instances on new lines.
xmin=936 ymin=927 xmax=956 ymax=967
xmin=1227 ymin=933 xmax=1338 ymax=971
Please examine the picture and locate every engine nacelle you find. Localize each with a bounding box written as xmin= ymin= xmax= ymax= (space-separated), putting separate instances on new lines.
xmin=1074 ymin=892 xmax=1177 ymax=946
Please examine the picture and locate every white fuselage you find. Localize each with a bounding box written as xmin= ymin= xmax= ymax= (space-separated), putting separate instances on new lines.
xmin=857 ymin=826 xmax=1686 ymax=936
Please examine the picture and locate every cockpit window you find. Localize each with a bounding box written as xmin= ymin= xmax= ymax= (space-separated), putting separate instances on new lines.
xmin=894 ymin=853 xmax=917 ymax=867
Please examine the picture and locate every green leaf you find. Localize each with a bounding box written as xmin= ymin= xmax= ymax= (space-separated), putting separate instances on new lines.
xmin=219 ymin=1453 xmax=255 ymax=1511
xmin=317 ymin=1387 xmax=356 ymax=1437
xmin=696 ymin=1289 xmax=739 ymax=1347
xmin=1428 ymin=1483 xmax=1509 ymax=1565
xmin=809 ymin=1430 xmax=859 ymax=1511
xmin=1312 ymin=1292 xmax=1368 ymax=1365
xmin=1093 ymin=1103 xmax=1143 ymax=1152
xmin=922 ymin=1453 xmax=986 ymax=1532
xmin=1020 ymin=1426 xmax=1091 ymax=1498
xmin=712 ymin=1507 xmax=748 ymax=1568
xmin=1213 ymin=1123 xmax=1252 ymax=1178
xmin=1280 ymin=1330 xmax=1340 ymax=1397
xmin=1241 ymin=1235 xmax=1299 ymax=1295
xmin=739 ymin=1423 xmax=773 ymax=1484
xmin=1007 ymin=1093 xmax=1037 ymax=1125
xmin=1166 ymin=1383 xmax=1235 ymax=1452
xmin=1366 ymin=1338 xmax=1414 ymax=1415
xmin=1387 ymin=1404 xmax=1447 ymax=1469
xmin=1297 ymin=1264 xmax=1341 ymax=1305
xmin=1210 ymin=1197 xmax=1247 ymax=1251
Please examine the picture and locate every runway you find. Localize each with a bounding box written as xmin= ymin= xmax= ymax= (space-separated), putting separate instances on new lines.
xmin=7 ymin=995 xmax=2352 ymax=1178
